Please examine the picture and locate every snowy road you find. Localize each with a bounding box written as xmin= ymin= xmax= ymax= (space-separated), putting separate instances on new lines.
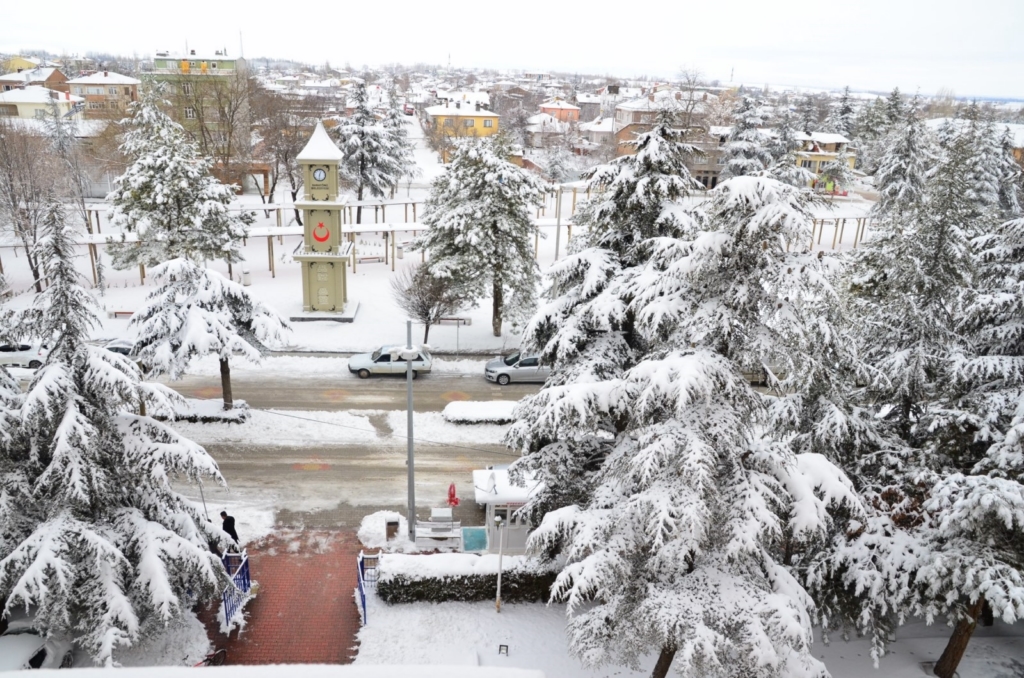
xmin=164 ymin=372 xmax=541 ymax=412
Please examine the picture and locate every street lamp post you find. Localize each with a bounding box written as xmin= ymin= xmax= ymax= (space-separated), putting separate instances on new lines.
xmin=494 ymin=515 xmax=504 ymax=613
xmin=406 ymin=320 xmax=416 ymax=542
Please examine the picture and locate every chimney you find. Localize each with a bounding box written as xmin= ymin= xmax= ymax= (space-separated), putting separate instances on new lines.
xmin=702 ymin=92 xmax=708 ymax=101
xmin=674 ymin=92 xmax=681 ymax=101
xmin=104 ymin=70 xmax=108 ymax=77
xmin=648 ymin=93 xmax=655 ymax=102
xmin=65 ymin=91 xmax=69 ymax=100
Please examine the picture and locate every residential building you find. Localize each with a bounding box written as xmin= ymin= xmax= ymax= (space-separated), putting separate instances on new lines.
xmin=794 ymin=131 xmax=856 ymax=175
xmin=149 ymin=49 xmax=251 ymax=187
xmin=539 ymin=99 xmax=579 ymax=122
xmin=67 ymin=71 xmax=140 ymax=119
xmin=423 ymin=102 xmax=500 ymax=161
xmin=686 ymin=126 xmax=730 ymax=189
xmin=524 ymin=112 xmax=568 ymax=148
xmin=0 ymin=67 xmax=69 ymax=93
xmin=2 ymin=55 xmax=47 ymax=73
xmin=0 ymin=86 xmax=83 ymax=120
xmin=613 ymin=90 xmax=716 ymax=155
xmin=575 ymin=93 xmax=601 ymax=122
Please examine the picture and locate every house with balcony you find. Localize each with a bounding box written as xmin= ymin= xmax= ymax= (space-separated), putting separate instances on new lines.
xmin=67 ymin=71 xmax=140 ymax=119
xmin=612 ymin=90 xmax=716 ymax=155
xmin=424 ymin=101 xmax=500 ymax=162
xmin=793 ymin=131 xmax=856 ymax=176
xmin=0 ymin=86 xmax=83 ymax=120
xmin=0 ymin=67 xmax=69 ymax=93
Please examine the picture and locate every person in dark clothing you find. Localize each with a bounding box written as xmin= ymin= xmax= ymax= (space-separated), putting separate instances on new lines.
xmin=221 ymin=511 xmax=240 ymax=545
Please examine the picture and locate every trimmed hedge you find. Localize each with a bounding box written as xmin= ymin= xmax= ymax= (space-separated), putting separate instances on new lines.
xmin=378 ymin=569 xmax=557 ymax=605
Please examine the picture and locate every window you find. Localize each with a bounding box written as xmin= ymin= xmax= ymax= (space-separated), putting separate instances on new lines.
xmin=88 ymin=86 xmax=102 ymax=95
xmin=519 ymin=357 xmax=539 ymax=368
xmin=444 ymin=118 xmax=454 ymax=127
xmin=375 ymin=354 xmax=391 ymax=364
xmin=124 ymin=87 xmax=131 ymax=95
xmin=28 ymin=649 xmax=47 ymax=669
xmin=464 ymin=119 xmax=475 ymax=127
xmin=89 ymin=101 xmax=105 ymax=109
xmin=108 ymin=87 xmax=118 ymax=95
xmin=800 ymin=160 xmax=813 ymax=168
xmin=34 ymin=109 xmax=47 ymax=119
xmin=182 ymin=82 xmax=193 ymax=95
xmin=483 ymin=119 xmax=493 ymax=128
xmin=74 ymin=86 xmax=83 ymax=94
xmin=185 ymin=107 xmax=196 ymax=119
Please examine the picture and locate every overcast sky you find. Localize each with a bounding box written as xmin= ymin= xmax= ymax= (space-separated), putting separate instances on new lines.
xmin=3 ymin=0 xmax=1021 ymax=99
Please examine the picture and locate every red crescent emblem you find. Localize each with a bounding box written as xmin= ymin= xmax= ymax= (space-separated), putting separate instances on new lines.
xmin=312 ymin=222 xmax=330 ymax=243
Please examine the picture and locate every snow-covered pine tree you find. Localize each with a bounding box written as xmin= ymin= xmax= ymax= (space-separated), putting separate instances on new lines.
xmin=885 ymin=87 xmax=905 ymax=127
xmin=510 ymin=164 xmax=863 ymax=676
xmin=0 ymin=203 xmax=228 ymax=665
xmin=872 ymin=104 xmax=933 ymax=220
xmin=107 ymin=87 xmax=253 ymax=270
xmin=767 ymin=107 xmax=815 ymax=188
xmin=919 ymin=215 xmax=1024 ymax=678
xmin=853 ymin=97 xmax=891 ymax=173
xmin=818 ymin=150 xmax=856 ymax=193
xmin=824 ymin=86 xmax=856 ymax=138
xmin=995 ymin=126 xmax=1023 ymax=217
xmin=383 ymin=79 xmax=418 ymax=197
xmin=334 ymin=80 xmax=402 ymax=223
xmin=413 ymin=137 xmax=545 ymax=337
xmin=131 ymin=258 xmax=291 ymax=410
xmin=796 ymin=94 xmax=819 ymax=134
xmin=722 ymin=97 xmax=773 ymax=178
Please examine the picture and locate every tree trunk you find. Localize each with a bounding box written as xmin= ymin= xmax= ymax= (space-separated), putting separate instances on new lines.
xmin=423 ymin=322 xmax=430 ymax=344
xmin=491 ymin=278 xmax=503 ymax=337
xmin=220 ymin=357 xmax=234 ymax=410
xmin=357 ymin=183 xmax=364 ymax=224
xmin=934 ymin=598 xmax=984 ymax=678
xmin=650 ymin=645 xmax=676 ymax=678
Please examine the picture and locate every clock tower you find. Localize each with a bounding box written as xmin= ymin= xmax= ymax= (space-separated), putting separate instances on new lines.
xmin=294 ymin=121 xmax=352 ymax=313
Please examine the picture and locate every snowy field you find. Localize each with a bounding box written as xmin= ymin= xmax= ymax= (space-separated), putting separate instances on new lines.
xmin=355 ymin=591 xmax=1024 ymax=678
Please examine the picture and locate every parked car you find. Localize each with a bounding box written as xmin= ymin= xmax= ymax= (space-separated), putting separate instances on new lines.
xmin=103 ymin=338 xmax=135 ymax=357
xmin=0 ymin=342 xmax=48 ymax=369
xmin=403 ymin=104 xmax=415 ymax=115
xmin=484 ymin=352 xmax=551 ymax=385
xmin=348 ymin=345 xmax=432 ymax=379
xmin=0 ymin=622 xmax=74 ymax=671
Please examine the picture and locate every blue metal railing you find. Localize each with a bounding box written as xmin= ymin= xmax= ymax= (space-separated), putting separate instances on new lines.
xmin=221 ymin=551 xmax=251 ymax=624
xmin=356 ymin=551 xmax=379 ymax=626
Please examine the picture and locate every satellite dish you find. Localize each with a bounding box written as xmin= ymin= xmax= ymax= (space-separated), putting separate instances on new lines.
xmin=486 ymin=471 xmax=497 ymax=495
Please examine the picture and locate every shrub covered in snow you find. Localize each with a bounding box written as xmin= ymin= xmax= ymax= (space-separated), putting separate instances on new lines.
xmin=377 ymin=553 xmax=557 ymax=605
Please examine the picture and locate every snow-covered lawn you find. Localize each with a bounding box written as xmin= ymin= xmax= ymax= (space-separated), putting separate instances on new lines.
xmin=355 ymin=591 xmax=1024 ymax=678
xmin=442 ymin=400 xmax=518 ymax=424
xmin=386 ymin=410 xmax=510 ymax=445
xmin=173 ymin=408 xmax=378 ymax=445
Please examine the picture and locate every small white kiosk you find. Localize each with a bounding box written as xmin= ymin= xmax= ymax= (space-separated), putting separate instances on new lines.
xmin=472 ymin=467 xmax=542 ymax=555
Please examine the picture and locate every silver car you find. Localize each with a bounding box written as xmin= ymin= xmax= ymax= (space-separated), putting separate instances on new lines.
xmin=485 ymin=352 xmax=551 ymax=385
xmin=348 ymin=345 xmax=432 ymax=379
xmin=0 ymin=342 xmax=48 ymax=369
xmin=0 ymin=623 xmax=74 ymax=671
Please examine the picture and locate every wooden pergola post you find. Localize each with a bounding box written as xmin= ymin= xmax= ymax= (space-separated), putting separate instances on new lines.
xmin=809 ymin=221 xmax=817 ymax=251
xmin=88 ymin=244 xmax=97 ymax=286
xmin=413 ymin=203 xmax=417 ymax=222
xmin=831 ymin=220 xmax=840 ymax=250
xmin=404 ymin=203 xmax=408 ymax=222
xmin=571 ymin=188 xmax=577 ymax=215
xmin=837 ymin=219 xmax=846 ymax=249
xmin=268 ymin=236 xmax=275 ymax=278
xmin=391 ymin=230 xmax=397 ymax=272
xmin=817 ymin=219 xmax=824 ymax=245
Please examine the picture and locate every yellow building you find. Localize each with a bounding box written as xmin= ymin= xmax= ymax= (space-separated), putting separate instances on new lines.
xmin=2 ymin=55 xmax=42 ymax=73
xmin=424 ymin=103 xmax=499 ymax=136
xmin=794 ymin=132 xmax=856 ymax=175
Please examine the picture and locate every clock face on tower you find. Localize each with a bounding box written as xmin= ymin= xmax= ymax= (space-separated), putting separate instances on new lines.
xmin=313 ymin=168 xmax=327 ymax=182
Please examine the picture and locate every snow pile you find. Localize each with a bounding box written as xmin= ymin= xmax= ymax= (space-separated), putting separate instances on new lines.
xmin=379 ymin=553 xmax=540 ymax=582
xmin=113 ymin=614 xmax=211 ymax=667
xmin=386 ymin=411 xmax=510 ymax=444
xmin=164 ymin=398 xmax=250 ymax=423
xmin=358 ymin=510 xmax=415 ymax=553
xmin=174 ymin=409 xmax=377 ymax=445
xmin=442 ymin=401 xmax=518 ymax=424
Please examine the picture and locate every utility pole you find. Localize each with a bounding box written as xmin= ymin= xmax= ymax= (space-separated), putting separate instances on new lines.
xmin=554 ymin=186 xmax=562 ymax=260
xmin=406 ymin=320 xmax=416 ymax=542
xmin=495 ymin=515 xmax=504 ymax=612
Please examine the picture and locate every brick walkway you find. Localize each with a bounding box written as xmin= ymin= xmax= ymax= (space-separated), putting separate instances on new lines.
xmin=201 ymin=529 xmax=364 ymax=664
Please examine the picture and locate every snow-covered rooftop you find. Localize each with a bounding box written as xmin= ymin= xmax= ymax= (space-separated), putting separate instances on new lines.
xmin=296 ymin=121 xmax=343 ymax=162
xmin=809 ymin=132 xmax=850 ymax=144
xmin=424 ymin=105 xmax=499 ymax=118
xmin=580 ymin=116 xmax=614 ymax=133
xmin=473 ymin=469 xmax=542 ymax=505
xmin=0 ymin=67 xmax=61 ymax=83
xmin=0 ymin=85 xmax=82 ymax=104
xmin=67 ymin=71 xmax=140 ymax=86
xmin=540 ymin=100 xmax=580 ymax=110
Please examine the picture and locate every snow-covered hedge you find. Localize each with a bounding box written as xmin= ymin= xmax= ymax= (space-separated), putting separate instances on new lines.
xmin=441 ymin=400 xmax=518 ymax=424
xmin=154 ymin=398 xmax=250 ymax=424
xmin=377 ymin=553 xmax=556 ymax=604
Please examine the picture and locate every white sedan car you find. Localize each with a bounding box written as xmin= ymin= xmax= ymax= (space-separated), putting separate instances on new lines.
xmin=0 ymin=342 xmax=48 ymax=369
xmin=0 ymin=623 xmax=74 ymax=671
xmin=348 ymin=345 xmax=432 ymax=379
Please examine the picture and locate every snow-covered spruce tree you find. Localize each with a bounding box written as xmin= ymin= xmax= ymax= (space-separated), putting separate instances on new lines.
xmin=510 ymin=172 xmax=864 ymax=678
xmin=722 ymin=97 xmax=773 ymax=179
xmin=818 ymin=151 xmax=856 ymax=192
xmin=131 ymin=258 xmax=290 ymax=410
xmin=843 ymin=116 xmax=1007 ymax=678
xmin=884 ymin=88 xmax=906 ymax=127
xmin=383 ymin=79 xmax=418 ymax=197
xmin=413 ymin=136 xmax=545 ymax=337
xmin=334 ymin=80 xmax=402 ymax=223
xmin=107 ymin=87 xmax=253 ymax=270
xmin=767 ymin=107 xmax=815 ymax=188
xmin=872 ymin=105 xmax=933 ymax=220
xmin=995 ymin=126 xmax=1023 ymax=217
xmin=0 ymin=203 xmax=228 ymax=665
xmin=852 ymin=97 xmax=891 ymax=173
xmin=914 ymin=215 xmax=1024 ymax=678
xmin=824 ymin=86 xmax=855 ymax=138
